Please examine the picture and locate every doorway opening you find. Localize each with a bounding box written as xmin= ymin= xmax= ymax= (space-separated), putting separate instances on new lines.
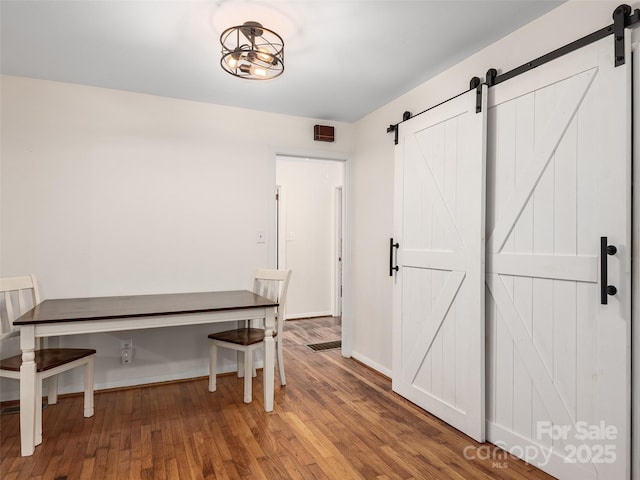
xmin=275 ymin=155 xmax=345 ymax=344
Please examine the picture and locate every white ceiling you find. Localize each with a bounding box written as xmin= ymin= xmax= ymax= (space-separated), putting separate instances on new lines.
xmin=0 ymin=0 xmax=563 ymax=123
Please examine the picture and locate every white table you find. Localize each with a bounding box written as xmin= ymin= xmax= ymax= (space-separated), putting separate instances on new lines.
xmin=13 ymin=290 xmax=278 ymax=456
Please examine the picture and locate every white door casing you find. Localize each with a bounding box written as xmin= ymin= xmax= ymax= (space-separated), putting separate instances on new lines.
xmin=334 ymin=187 xmax=343 ymax=318
xmin=485 ymin=35 xmax=631 ymax=480
xmin=393 ymin=86 xmax=487 ymax=442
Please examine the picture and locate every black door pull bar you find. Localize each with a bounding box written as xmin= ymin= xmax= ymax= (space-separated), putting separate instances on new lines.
xmin=600 ymin=236 xmax=618 ymax=305
xmin=389 ymin=238 xmax=399 ymax=276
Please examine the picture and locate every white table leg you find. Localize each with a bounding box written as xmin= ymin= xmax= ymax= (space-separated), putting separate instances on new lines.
xmin=19 ymin=325 xmax=37 ymax=456
xmin=263 ymin=307 xmax=275 ymax=412
xmin=46 ymin=336 xmax=59 ymax=405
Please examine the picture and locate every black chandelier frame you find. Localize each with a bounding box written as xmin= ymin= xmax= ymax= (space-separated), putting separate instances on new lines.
xmin=220 ymin=21 xmax=285 ymax=80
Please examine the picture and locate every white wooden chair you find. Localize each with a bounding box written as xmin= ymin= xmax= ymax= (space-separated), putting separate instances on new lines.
xmin=208 ymin=269 xmax=291 ymax=403
xmin=0 ymin=275 xmax=96 ymax=444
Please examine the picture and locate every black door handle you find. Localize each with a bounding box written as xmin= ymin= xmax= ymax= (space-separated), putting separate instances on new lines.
xmin=600 ymin=236 xmax=617 ymax=305
xmin=389 ymin=238 xmax=399 ymax=277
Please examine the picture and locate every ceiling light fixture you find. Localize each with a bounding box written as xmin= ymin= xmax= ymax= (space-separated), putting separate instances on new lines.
xmin=220 ymin=21 xmax=284 ymax=80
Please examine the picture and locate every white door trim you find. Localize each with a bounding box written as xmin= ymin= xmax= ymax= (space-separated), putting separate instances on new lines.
xmin=334 ymin=186 xmax=343 ymax=318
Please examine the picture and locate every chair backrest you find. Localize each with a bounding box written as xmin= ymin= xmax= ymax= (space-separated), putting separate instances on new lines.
xmin=253 ymin=269 xmax=292 ymax=337
xmin=0 ymin=275 xmax=40 ymax=341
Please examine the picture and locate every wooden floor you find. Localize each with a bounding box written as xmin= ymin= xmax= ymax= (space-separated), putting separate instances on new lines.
xmin=0 ymin=317 xmax=554 ymax=480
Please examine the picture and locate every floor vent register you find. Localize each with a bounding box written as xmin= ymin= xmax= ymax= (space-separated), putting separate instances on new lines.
xmin=306 ymin=340 xmax=342 ymax=352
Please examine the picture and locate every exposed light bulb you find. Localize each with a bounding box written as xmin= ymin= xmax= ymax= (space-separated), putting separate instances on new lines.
xmin=251 ymin=66 xmax=268 ymax=77
xmin=256 ymin=47 xmax=273 ymax=63
xmin=226 ymin=56 xmax=238 ymax=69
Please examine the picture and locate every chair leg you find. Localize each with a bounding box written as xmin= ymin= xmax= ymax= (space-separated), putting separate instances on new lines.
xmin=237 ymin=350 xmax=245 ymax=378
xmin=243 ymin=348 xmax=255 ymax=377
xmin=208 ymin=342 xmax=217 ymax=392
xmin=243 ymin=349 xmax=253 ymax=404
xmin=84 ymin=357 xmax=95 ymax=417
xmin=276 ymin=339 xmax=286 ymax=386
xmin=35 ymin=377 xmax=43 ymax=446
xmin=47 ymin=375 xmax=58 ymax=405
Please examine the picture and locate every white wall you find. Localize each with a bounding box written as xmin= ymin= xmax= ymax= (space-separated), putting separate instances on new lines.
xmin=0 ymin=75 xmax=353 ymax=399
xmin=276 ymin=156 xmax=343 ymax=318
xmin=349 ymin=0 xmax=628 ymax=375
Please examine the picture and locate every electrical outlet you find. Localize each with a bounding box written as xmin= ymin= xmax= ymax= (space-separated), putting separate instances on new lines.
xmin=121 ymin=348 xmax=132 ymax=365
xmin=120 ymin=338 xmax=133 ymax=364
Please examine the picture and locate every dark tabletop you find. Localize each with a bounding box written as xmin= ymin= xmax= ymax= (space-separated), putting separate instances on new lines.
xmin=14 ymin=290 xmax=278 ymax=325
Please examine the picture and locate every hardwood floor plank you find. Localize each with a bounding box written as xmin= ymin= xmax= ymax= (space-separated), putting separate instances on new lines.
xmin=1 ymin=317 xmax=554 ymax=480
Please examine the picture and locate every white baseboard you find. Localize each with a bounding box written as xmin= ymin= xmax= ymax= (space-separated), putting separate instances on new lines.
xmin=287 ymin=311 xmax=333 ymax=320
xmin=92 ymin=369 xmax=208 ymax=392
xmin=351 ymin=351 xmax=392 ymax=378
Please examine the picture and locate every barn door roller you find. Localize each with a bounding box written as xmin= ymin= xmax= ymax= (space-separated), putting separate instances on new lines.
xmin=614 ymin=4 xmax=632 ymax=66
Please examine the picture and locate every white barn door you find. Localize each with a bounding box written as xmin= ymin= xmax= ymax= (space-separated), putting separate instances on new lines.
xmin=392 ymin=86 xmax=487 ymax=442
xmin=486 ymin=36 xmax=631 ymax=479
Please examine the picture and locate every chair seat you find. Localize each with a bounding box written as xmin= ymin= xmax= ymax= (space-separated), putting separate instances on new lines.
xmin=0 ymin=348 xmax=96 ymax=372
xmin=208 ymin=328 xmax=269 ymax=346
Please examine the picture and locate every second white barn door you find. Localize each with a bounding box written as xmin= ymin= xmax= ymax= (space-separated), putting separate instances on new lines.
xmin=485 ymin=35 xmax=631 ymax=479
xmin=392 ymin=86 xmax=488 ymax=443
